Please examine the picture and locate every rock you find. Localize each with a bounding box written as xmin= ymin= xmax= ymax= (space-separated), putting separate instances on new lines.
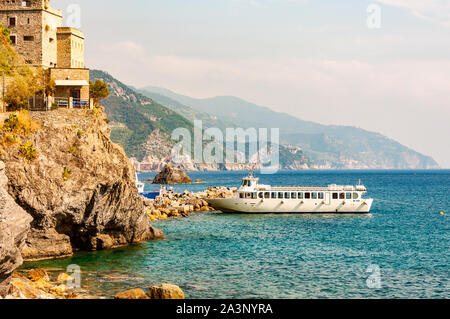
xmin=0 ymin=110 xmax=163 ymax=261
xmin=0 ymin=160 xmax=32 ymax=297
xmin=57 ymin=273 xmax=73 ymax=283
xmin=94 ymin=234 xmax=114 ymax=250
xmin=152 ymin=163 xmax=192 ymax=184
xmin=27 ymin=269 xmax=49 ymax=282
xmin=21 ymin=229 xmax=73 ymax=261
xmin=147 ymin=283 xmax=185 ymax=299
xmin=114 ymin=288 xmax=150 ymax=299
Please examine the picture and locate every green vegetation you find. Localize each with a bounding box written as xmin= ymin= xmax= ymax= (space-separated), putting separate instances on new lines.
xmin=1 ymin=111 xmax=40 ymax=136
xmin=77 ymin=129 xmax=83 ymax=138
xmin=63 ymin=167 xmax=71 ymax=181
xmin=90 ymin=70 xmax=194 ymax=160
xmin=69 ymin=146 xmax=78 ymax=157
xmin=19 ymin=141 xmax=37 ymax=161
xmin=89 ymin=79 xmax=109 ymax=104
xmin=0 ymin=24 xmax=51 ymax=110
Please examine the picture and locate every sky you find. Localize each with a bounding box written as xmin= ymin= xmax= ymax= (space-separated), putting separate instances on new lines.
xmin=54 ymin=0 xmax=450 ymax=167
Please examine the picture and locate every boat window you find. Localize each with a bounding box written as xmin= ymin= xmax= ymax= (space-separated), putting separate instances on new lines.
xmin=258 ymin=192 xmax=264 ymax=199
xmin=242 ymin=180 xmax=247 ymax=187
xmin=346 ymin=193 xmax=352 ymax=200
xmin=252 ymin=193 xmax=257 ymax=199
xmin=265 ymin=192 xmax=270 ymax=199
xmin=353 ymin=192 xmax=359 ymax=199
xmin=298 ymin=192 xmax=304 ymax=199
xmin=305 ymin=192 xmax=311 ymax=199
xmin=278 ymin=192 xmax=284 ymax=199
xmin=285 ymin=192 xmax=290 ymax=199
xmin=333 ymin=193 xmax=338 ymax=199
xmin=340 ymin=193 xmax=345 ymax=199
xmin=318 ymin=192 xmax=324 ymax=199
xmin=312 ymin=192 xmax=317 ymax=199
xmin=240 ymin=193 xmax=244 ymax=199
xmin=271 ymin=192 xmax=277 ymax=199
xmin=246 ymin=193 xmax=252 ymax=198
xmin=291 ymin=192 xmax=297 ymax=199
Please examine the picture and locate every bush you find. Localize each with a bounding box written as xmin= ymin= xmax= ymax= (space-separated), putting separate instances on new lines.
xmin=69 ymin=146 xmax=78 ymax=157
xmin=63 ymin=167 xmax=71 ymax=181
xmin=51 ymin=103 xmax=59 ymax=110
xmin=19 ymin=141 xmax=37 ymax=161
xmin=1 ymin=111 xmax=40 ymax=136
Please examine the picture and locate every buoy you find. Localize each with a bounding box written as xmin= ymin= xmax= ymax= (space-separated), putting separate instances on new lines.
xmin=440 ymin=212 xmax=445 ymax=215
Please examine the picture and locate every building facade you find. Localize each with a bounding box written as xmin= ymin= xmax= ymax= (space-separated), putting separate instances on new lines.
xmin=0 ymin=0 xmax=90 ymax=104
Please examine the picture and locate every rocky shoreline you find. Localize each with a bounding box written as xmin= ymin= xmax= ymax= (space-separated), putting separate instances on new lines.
xmin=143 ymin=186 xmax=236 ymax=221
xmin=0 ymin=109 xmax=164 ymax=298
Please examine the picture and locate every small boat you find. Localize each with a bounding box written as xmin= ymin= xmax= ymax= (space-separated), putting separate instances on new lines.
xmin=207 ymin=170 xmax=374 ymax=214
xmin=135 ymin=171 xmax=145 ymax=194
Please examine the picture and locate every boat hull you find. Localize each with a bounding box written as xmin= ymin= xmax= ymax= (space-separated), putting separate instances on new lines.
xmin=207 ymin=198 xmax=373 ymax=214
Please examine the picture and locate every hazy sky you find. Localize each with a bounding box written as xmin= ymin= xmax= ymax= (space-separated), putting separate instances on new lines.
xmin=54 ymin=0 xmax=450 ymax=167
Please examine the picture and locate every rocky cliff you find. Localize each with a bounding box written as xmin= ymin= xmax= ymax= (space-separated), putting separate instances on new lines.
xmin=0 ymin=161 xmax=32 ymax=297
xmin=0 ymin=109 xmax=163 ymax=262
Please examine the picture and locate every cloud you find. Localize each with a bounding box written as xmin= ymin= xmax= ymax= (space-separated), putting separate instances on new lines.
xmin=89 ymin=41 xmax=450 ymax=166
xmin=375 ymin=0 xmax=450 ymax=27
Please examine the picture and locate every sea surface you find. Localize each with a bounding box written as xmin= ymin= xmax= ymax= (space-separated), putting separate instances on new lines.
xmin=23 ymin=170 xmax=449 ymax=299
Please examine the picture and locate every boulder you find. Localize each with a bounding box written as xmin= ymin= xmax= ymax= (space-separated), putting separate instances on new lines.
xmin=114 ymin=288 xmax=150 ymax=299
xmin=0 ymin=161 xmax=32 ymax=297
xmin=152 ymin=163 xmax=192 ymax=184
xmin=147 ymin=283 xmax=185 ymax=299
xmin=27 ymin=269 xmax=49 ymax=282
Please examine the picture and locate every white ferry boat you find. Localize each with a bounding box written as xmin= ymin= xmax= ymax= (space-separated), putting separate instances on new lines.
xmin=207 ymin=171 xmax=374 ymax=214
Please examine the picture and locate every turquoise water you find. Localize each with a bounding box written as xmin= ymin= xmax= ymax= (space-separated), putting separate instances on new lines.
xmin=23 ymin=170 xmax=449 ymax=298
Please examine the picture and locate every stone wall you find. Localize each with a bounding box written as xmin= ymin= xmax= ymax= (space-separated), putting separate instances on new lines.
xmin=0 ymin=1 xmax=63 ymax=68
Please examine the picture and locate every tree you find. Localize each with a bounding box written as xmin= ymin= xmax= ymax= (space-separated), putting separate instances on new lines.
xmin=1 ymin=24 xmax=48 ymax=110
xmin=89 ymin=79 xmax=109 ymax=104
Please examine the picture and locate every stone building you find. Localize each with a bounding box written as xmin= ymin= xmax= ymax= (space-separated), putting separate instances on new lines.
xmin=0 ymin=0 xmax=90 ymax=107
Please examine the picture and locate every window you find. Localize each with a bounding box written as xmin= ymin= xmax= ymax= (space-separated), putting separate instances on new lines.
xmin=340 ymin=193 xmax=345 ymax=199
xmin=245 ymin=193 xmax=251 ymax=199
xmin=353 ymin=193 xmax=359 ymax=199
xmin=305 ymin=192 xmax=311 ymax=199
xmin=9 ymin=35 xmax=16 ymax=45
xmin=49 ymin=38 xmax=54 ymax=43
xmin=291 ymin=192 xmax=297 ymax=199
xmin=332 ymin=193 xmax=338 ymax=200
xmin=24 ymin=36 xmax=34 ymax=42
xmin=258 ymin=192 xmax=263 ymax=199
xmin=285 ymin=192 xmax=290 ymax=199
xmin=298 ymin=192 xmax=304 ymax=199
xmin=278 ymin=192 xmax=284 ymax=199
xmin=271 ymin=192 xmax=277 ymax=199
xmin=240 ymin=193 xmax=244 ymax=199
xmin=318 ymin=192 xmax=324 ymax=200
xmin=22 ymin=1 xmax=31 ymax=7
xmin=251 ymin=193 xmax=257 ymax=199
xmin=346 ymin=193 xmax=352 ymax=200
xmin=9 ymin=17 xmax=16 ymax=27
xmin=312 ymin=192 xmax=317 ymax=199
xmin=264 ymin=192 xmax=270 ymax=199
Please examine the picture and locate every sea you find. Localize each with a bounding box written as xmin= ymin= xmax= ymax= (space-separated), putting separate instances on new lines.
xmin=22 ymin=170 xmax=450 ymax=299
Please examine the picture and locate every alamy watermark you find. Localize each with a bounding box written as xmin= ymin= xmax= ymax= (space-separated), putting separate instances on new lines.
xmin=367 ymin=4 xmax=382 ymax=29
xmin=171 ymin=121 xmax=280 ymax=174
xmin=366 ymin=264 xmax=382 ymax=289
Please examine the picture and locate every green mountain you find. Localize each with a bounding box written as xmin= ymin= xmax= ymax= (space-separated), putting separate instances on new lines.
xmin=139 ymin=86 xmax=439 ymax=169
xmin=90 ymin=70 xmax=312 ymax=170
xmin=90 ymin=70 xmax=193 ymax=160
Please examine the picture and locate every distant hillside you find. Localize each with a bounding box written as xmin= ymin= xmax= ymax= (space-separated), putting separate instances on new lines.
xmin=91 ymin=70 xmax=194 ymax=160
xmin=140 ymin=86 xmax=439 ymax=169
xmin=90 ymin=70 xmax=312 ymax=171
